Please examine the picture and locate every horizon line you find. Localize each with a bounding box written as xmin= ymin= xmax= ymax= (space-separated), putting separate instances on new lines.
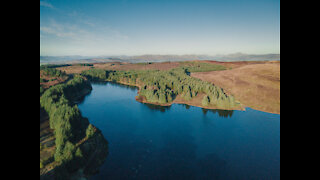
xmin=40 ymin=52 xmax=281 ymax=57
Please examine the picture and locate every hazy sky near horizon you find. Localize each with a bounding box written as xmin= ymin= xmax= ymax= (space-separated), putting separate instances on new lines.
xmin=40 ymin=0 xmax=280 ymax=56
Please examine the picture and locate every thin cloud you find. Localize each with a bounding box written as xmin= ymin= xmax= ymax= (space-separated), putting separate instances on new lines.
xmin=40 ymin=26 xmax=75 ymax=38
xmin=40 ymin=1 xmax=54 ymax=9
xmin=40 ymin=20 xmax=77 ymax=38
xmin=41 ymin=19 xmax=129 ymax=41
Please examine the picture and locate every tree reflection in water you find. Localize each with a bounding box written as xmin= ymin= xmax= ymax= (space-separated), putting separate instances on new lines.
xmin=91 ymin=82 xmax=234 ymax=118
xmin=143 ymin=103 xmax=172 ymax=112
xmin=143 ymin=103 xmax=233 ymax=118
xmin=202 ymin=108 xmax=234 ymax=118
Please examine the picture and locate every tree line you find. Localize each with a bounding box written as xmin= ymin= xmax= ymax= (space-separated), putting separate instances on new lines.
xmin=40 ymin=67 xmax=67 ymax=78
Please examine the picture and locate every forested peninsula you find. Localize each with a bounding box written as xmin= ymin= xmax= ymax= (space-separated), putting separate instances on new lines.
xmin=81 ymin=65 xmax=242 ymax=110
xmin=40 ymin=67 xmax=108 ymax=180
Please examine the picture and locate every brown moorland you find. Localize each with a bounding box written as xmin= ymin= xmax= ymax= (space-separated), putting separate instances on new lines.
xmin=40 ymin=71 xmax=68 ymax=89
xmin=56 ymin=65 xmax=92 ymax=74
xmin=101 ymin=61 xmax=181 ymax=71
xmin=57 ymin=62 xmax=181 ymax=74
xmin=191 ymin=61 xmax=280 ymax=114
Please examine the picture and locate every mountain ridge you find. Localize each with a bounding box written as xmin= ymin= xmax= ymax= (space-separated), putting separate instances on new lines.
xmin=40 ymin=53 xmax=280 ymax=64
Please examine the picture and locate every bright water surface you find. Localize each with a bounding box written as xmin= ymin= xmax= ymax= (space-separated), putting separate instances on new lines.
xmin=78 ymin=82 xmax=280 ymax=180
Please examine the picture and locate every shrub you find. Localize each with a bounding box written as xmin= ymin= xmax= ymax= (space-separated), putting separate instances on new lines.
xmin=75 ymin=147 xmax=83 ymax=158
xmin=86 ymin=124 xmax=95 ymax=138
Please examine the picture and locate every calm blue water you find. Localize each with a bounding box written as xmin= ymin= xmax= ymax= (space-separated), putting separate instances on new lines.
xmin=78 ymin=82 xmax=280 ymax=180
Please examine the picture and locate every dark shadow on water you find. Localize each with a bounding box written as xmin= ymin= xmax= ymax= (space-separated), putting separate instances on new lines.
xmin=202 ymin=108 xmax=234 ymax=118
xmin=143 ymin=103 xmax=172 ymax=112
xmin=202 ymin=108 xmax=209 ymax=115
xmin=154 ymin=125 xmax=227 ymax=180
xmin=75 ymin=91 xmax=92 ymax=105
xmin=181 ymin=104 xmax=191 ymax=110
xmin=91 ymin=137 xmax=157 ymax=180
xmin=197 ymin=153 xmax=227 ymax=180
xmin=156 ymin=131 xmax=197 ymax=179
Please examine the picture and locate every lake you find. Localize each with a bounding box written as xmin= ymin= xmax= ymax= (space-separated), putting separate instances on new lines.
xmin=78 ymin=82 xmax=280 ymax=180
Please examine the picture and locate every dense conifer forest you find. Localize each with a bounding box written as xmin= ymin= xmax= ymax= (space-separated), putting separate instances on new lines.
xmin=40 ymin=75 xmax=108 ymax=178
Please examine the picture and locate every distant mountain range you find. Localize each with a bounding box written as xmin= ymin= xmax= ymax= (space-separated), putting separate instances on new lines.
xmin=40 ymin=53 xmax=280 ymax=64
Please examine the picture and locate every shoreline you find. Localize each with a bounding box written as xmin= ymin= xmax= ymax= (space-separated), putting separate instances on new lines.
xmin=135 ymin=95 xmax=245 ymax=111
xmin=89 ymin=79 xmax=278 ymax=114
xmin=92 ymin=80 xmax=247 ymax=112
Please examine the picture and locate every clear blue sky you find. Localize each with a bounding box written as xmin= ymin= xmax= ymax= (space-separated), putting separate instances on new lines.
xmin=40 ymin=0 xmax=280 ymax=56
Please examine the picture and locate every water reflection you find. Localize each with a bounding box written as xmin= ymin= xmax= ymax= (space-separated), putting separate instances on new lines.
xmin=181 ymin=104 xmax=191 ymax=110
xmin=92 ymin=81 xmax=138 ymax=92
xmin=143 ymin=103 xmax=172 ymax=112
xmin=93 ymin=82 xmax=234 ymax=118
xmin=202 ymin=108 xmax=234 ymax=118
